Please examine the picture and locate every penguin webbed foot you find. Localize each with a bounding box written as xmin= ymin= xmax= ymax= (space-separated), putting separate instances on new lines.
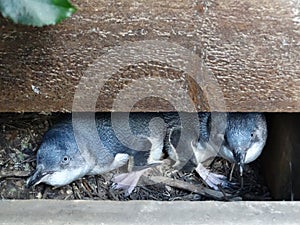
xmin=111 ymin=169 xmax=149 ymax=196
xmin=195 ymin=163 xmax=234 ymax=190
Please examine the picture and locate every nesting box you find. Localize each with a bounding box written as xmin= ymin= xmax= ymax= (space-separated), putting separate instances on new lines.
xmin=1 ymin=0 xmax=300 ymax=223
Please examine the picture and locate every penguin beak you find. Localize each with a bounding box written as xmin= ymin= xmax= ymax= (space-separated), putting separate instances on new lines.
xmin=26 ymin=165 xmax=53 ymax=188
xmin=233 ymin=151 xmax=246 ymax=189
xmin=238 ymin=162 xmax=244 ymax=177
xmin=235 ymin=151 xmax=246 ymax=177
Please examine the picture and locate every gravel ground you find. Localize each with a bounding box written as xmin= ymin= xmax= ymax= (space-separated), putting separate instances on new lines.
xmin=0 ymin=113 xmax=271 ymax=201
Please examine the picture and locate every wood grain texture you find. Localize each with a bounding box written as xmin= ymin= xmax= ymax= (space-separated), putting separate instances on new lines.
xmin=0 ymin=0 xmax=299 ymax=112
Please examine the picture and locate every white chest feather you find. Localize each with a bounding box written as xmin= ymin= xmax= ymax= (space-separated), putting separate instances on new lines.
xmin=245 ymin=141 xmax=264 ymax=163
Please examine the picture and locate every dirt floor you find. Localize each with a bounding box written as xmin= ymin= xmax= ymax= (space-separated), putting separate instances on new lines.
xmin=0 ymin=113 xmax=271 ymax=201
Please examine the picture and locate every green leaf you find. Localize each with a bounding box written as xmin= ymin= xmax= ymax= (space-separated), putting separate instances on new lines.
xmin=0 ymin=0 xmax=76 ymax=26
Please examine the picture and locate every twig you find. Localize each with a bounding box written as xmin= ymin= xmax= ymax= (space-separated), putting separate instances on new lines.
xmin=229 ymin=163 xmax=235 ymax=181
xmin=81 ymin=179 xmax=94 ymax=199
xmin=72 ymin=182 xmax=82 ymax=199
xmin=0 ymin=170 xmax=31 ymax=178
xmin=148 ymin=175 xmax=232 ymax=200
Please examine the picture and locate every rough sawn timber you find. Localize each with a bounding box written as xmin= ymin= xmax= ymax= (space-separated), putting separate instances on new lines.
xmin=0 ymin=0 xmax=299 ymax=112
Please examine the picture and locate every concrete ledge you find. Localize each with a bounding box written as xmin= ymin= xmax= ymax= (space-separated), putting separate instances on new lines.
xmin=0 ymin=200 xmax=299 ymax=225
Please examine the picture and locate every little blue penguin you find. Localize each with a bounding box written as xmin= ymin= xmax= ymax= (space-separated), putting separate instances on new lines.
xmin=166 ymin=112 xmax=267 ymax=190
xmin=26 ymin=112 xmax=267 ymax=193
xmin=26 ymin=112 xmax=178 ymax=195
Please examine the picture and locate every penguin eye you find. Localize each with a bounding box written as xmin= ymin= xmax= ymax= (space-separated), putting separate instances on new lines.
xmin=61 ymin=155 xmax=70 ymax=164
xmin=250 ymin=133 xmax=254 ymax=137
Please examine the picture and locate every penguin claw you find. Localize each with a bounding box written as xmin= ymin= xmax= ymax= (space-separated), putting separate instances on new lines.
xmin=111 ymin=169 xmax=148 ymax=196
xmin=203 ymin=172 xmax=229 ymax=190
xmin=195 ymin=163 xmax=232 ymax=190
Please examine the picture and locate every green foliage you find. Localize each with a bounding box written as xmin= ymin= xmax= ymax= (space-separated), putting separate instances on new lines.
xmin=0 ymin=0 xmax=76 ymax=26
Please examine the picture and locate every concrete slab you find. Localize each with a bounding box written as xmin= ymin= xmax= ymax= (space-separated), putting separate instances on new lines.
xmin=0 ymin=200 xmax=299 ymax=225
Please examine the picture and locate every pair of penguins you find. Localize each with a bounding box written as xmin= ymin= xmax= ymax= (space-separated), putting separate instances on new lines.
xmin=27 ymin=112 xmax=267 ymax=195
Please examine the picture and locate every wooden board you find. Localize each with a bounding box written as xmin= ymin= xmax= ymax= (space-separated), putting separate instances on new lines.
xmin=261 ymin=113 xmax=300 ymax=200
xmin=0 ymin=0 xmax=299 ymax=112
